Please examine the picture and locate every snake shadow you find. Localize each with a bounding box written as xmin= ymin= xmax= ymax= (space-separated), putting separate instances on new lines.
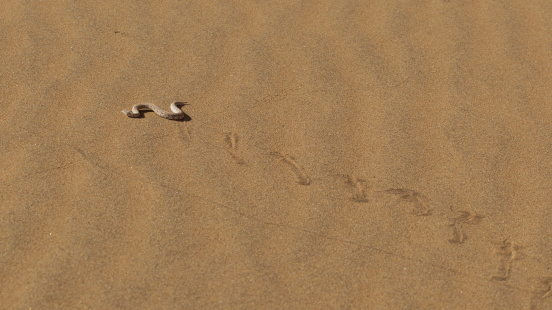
xmin=133 ymin=102 xmax=192 ymax=122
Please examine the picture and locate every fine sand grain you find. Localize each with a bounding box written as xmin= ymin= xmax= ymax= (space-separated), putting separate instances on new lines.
xmin=2 ymin=1 xmax=552 ymax=309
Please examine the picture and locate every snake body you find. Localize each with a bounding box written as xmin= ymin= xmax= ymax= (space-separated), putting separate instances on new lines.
xmin=122 ymin=102 xmax=186 ymax=120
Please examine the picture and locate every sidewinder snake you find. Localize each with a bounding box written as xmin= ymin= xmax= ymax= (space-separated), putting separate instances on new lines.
xmin=122 ymin=102 xmax=187 ymax=120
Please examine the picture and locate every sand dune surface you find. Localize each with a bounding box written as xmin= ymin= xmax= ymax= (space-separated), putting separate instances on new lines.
xmin=1 ymin=1 xmax=552 ymax=309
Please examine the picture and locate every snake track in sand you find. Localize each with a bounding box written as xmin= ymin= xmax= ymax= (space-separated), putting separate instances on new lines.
xmin=122 ymin=102 xmax=187 ymax=120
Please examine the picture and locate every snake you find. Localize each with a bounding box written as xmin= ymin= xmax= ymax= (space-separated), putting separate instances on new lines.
xmin=122 ymin=102 xmax=187 ymax=120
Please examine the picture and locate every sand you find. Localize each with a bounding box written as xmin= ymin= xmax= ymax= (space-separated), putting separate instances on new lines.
xmin=1 ymin=0 xmax=552 ymax=309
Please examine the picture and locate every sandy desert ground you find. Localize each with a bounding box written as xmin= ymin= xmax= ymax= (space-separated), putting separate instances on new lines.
xmin=1 ymin=0 xmax=552 ymax=309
